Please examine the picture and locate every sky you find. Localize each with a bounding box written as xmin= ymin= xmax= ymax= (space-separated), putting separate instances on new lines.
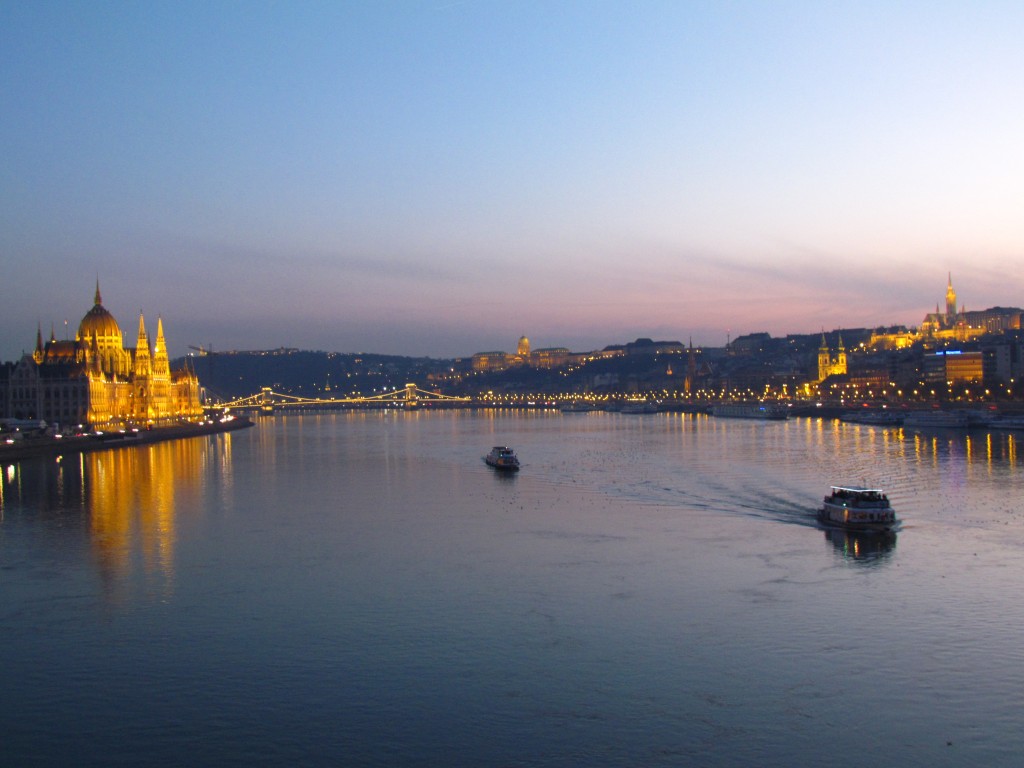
xmin=2 ymin=1 xmax=1023 ymax=359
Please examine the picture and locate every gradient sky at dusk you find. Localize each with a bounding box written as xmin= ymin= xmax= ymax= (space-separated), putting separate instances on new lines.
xmin=3 ymin=1 xmax=1022 ymax=359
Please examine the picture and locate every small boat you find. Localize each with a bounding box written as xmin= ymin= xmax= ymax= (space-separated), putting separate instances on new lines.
xmin=819 ymin=485 xmax=896 ymax=531
xmin=484 ymin=446 xmax=520 ymax=471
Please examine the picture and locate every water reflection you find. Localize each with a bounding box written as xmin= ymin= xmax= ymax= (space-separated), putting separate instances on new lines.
xmin=822 ymin=526 xmax=897 ymax=565
xmin=905 ymin=427 xmax=1023 ymax=473
xmin=1 ymin=435 xmax=231 ymax=603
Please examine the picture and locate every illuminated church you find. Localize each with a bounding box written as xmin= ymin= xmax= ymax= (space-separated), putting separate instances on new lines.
xmin=817 ymin=332 xmax=847 ymax=381
xmin=3 ymin=283 xmax=203 ymax=428
xmin=919 ymin=273 xmax=1020 ymax=342
xmin=920 ymin=272 xmax=965 ymax=338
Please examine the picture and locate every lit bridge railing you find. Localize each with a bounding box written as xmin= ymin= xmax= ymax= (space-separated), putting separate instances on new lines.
xmin=216 ymin=383 xmax=470 ymax=411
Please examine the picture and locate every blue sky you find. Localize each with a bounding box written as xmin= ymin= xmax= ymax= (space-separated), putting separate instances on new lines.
xmin=3 ymin=1 xmax=1022 ymax=358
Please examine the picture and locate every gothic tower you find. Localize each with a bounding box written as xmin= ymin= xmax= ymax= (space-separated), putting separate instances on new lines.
xmin=134 ymin=313 xmax=153 ymax=419
xmin=151 ymin=316 xmax=171 ymax=417
xmin=134 ymin=313 xmax=152 ymax=377
xmin=33 ymin=323 xmax=44 ymax=364
xmin=945 ymin=272 xmax=957 ymax=321
xmin=818 ymin=333 xmax=831 ymax=381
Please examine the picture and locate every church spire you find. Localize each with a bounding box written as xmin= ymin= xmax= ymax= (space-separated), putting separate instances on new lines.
xmin=152 ymin=316 xmax=170 ymax=378
xmin=134 ymin=311 xmax=152 ymax=379
xmin=33 ymin=322 xmax=44 ymax=364
xmin=94 ymin=278 xmax=102 ymax=307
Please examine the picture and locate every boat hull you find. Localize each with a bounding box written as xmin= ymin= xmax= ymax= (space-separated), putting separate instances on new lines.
xmin=484 ymin=456 xmax=519 ymax=471
xmin=903 ymin=411 xmax=970 ymax=429
xmin=819 ymin=499 xmax=896 ymax=531
xmin=711 ymin=404 xmax=788 ymax=420
xmin=840 ymin=411 xmax=904 ymax=426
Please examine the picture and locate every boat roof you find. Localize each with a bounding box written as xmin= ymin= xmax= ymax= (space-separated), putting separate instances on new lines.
xmin=830 ymin=485 xmax=885 ymax=493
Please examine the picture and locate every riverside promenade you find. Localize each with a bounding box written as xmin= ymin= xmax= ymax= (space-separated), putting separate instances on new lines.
xmin=0 ymin=415 xmax=254 ymax=463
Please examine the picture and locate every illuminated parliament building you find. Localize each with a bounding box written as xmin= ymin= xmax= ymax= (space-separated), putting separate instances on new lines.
xmin=1 ymin=283 xmax=203 ymax=428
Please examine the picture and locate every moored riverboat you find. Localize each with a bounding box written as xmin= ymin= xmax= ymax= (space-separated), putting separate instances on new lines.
xmin=484 ymin=446 xmax=520 ymax=471
xmin=991 ymin=415 xmax=1024 ymax=431
xmin=840 ymin=410 xmax=904 ymax=426
xmin=620 ymin=399 xmax=657 ymax=414
xmin=558 ymin=401 xmax=597 ymax=413
xmin=903 ymin=410 xmax=969 ymax=429
xmin=711 ymin=403 xmax=788 ymax=420
xmin=819 ymin=485 xmax=896 ymax=531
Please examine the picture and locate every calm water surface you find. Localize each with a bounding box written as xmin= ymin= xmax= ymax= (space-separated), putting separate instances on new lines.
xmin=2 ymin=411 xmax=1024 ymax=766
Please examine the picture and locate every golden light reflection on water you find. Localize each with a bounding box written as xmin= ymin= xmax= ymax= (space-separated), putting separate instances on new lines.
xmin=2 ymin=435 xmax=232 ymax=603
xmin=906 ymin=427 xmax=1021 ymax=477
xmin=824 ymin=527 xmax=897 ymax=563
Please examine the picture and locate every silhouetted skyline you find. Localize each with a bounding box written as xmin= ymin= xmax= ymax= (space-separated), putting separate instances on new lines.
xmin=3 ymin=2 xmax=1021 ymax=359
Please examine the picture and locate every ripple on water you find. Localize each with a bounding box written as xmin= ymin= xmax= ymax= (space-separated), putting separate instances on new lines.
xmin=3 ymin=412 xmax=1024 ymax=767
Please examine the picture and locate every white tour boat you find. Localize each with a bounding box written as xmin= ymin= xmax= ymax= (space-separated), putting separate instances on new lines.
xmin=819 ymin=485 xmax=897 ymax=531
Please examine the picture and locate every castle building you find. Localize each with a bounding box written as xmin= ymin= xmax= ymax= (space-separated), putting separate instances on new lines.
xmin=473 ymin=335 xmax=572 ymax=372
xmin=471 ymin=351 xmax=514 ymax=373
xmin=531 ymin=347 xmax=571 ymax=368
xmin=1 ymin=283 xmax=203 ymax=428
xmin=517 ymin=335 xmax=530 ymax=357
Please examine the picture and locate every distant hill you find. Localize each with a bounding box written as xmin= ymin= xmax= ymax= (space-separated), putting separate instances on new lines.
xmin=173 ymin=330 xmax=879 ymax=401
xmin=173 ymin=349 xmax=454 ymax=400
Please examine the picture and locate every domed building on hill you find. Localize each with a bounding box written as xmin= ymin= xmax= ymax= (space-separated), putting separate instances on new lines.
xmin=2 ymin=282 xmax=202 ymax=428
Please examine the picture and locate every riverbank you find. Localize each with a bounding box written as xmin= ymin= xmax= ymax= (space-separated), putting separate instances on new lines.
xmin=0 ymin=416 xmax=255 ymax=463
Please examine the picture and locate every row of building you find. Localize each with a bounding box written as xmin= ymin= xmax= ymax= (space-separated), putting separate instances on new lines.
xmin=3 ymin=275 xmax=1021 ymax=423
xmin=465 ymin=276 xmax=1024 ymax=398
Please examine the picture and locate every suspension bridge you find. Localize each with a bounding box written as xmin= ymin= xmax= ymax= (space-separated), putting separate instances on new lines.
xmin=215 ymin=383 xmax=471 ymax=412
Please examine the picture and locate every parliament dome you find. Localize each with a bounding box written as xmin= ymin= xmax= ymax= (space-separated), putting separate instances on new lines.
xmin=78 ymin=303 xmax=122 ymax=339
xmin=76 ymin=282 xmax=122 ymax=342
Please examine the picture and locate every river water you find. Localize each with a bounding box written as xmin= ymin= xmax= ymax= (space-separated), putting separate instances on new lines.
xmin=2 ymin=411 xmax=1023 ymax=766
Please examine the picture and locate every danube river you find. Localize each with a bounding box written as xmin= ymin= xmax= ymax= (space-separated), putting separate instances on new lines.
xmin=3 ymin=411 xmax=1024 ymax=766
